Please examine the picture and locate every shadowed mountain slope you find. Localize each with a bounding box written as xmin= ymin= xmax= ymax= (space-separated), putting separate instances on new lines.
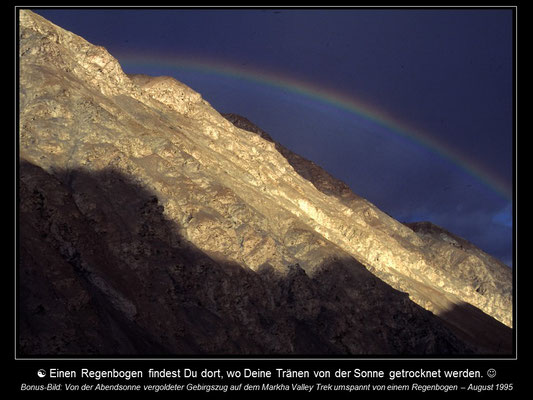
xmin=19 ymin=161 xmax=476 ymax=355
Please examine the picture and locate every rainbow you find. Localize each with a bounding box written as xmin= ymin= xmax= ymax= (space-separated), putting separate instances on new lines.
xmin=117 ymin=52 xmax=513 ymax=201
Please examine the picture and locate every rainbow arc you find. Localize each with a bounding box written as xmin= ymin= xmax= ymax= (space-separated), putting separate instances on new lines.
xmin=117 ymin=53 xmax=512 ymax=201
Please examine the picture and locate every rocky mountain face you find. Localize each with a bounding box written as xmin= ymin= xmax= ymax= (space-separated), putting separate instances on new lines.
xmin=18 ymin=10 xmax=512 ymax=356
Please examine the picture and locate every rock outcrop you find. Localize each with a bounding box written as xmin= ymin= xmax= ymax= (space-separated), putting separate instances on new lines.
xmin=18 ymin=10 xmax=512 ymax=355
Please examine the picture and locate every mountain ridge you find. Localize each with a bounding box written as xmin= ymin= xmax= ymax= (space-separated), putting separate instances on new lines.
xmin=18 ymin=10 xmax=512 ymax=355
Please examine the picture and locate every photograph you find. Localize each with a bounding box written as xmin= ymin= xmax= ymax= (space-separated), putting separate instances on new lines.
xmin=14 ymin=5 xmax=519 ymax=395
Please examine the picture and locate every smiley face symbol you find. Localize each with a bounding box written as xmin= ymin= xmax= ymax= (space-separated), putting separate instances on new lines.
xmin=487 ymin=368 xmax=497 ymax=378
xmin=37 ymin=369 xmax=46 ymax=378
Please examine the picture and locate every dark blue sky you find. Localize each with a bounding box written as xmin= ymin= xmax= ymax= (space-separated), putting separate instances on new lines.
xmin=30 ymin=7 xmax=514 ymax=266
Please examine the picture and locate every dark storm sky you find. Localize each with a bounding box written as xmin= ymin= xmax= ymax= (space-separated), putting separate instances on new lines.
xmin=30 ymin=7 xmax=515 ymax=267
